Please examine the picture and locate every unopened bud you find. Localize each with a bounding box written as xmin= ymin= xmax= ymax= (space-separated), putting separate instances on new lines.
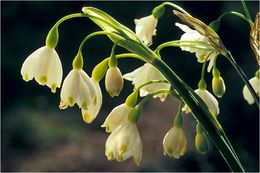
xmin=212 ymin=76 xmax=226 ymax=98
xmin=92 ymin=59 xmax=109 ymax=82
xmin=195 ymin=133 xmax=209 ymax=154
xmin=105 ymin=67 xmax=124 ymax=97
xmin=125 ymin=90 xmax=138 ymax=107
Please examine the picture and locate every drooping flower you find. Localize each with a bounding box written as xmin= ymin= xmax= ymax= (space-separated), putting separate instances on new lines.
xmin=21 ymin=46 xmax=63 ymax=93
xmin=182 ymin=88 xmax=219 ymax=116
xmin=242 ymin=76 xmax=259 ymax=105
xmin=105 ymin=122 xmax=142 ymax=166
xmin=101 ymin=103 xmax=132 ymax=133
xmin=175 ymin=23 xmax=218 ymax=72
xmin=123 ymin=63 xmax=171 ymax=101
xmin=163 ymin=126 xmax=187 ymax=159
xmin=105 ymin=67 xmax=124 ymax=97
xmin=81 ymin=80 xmax=102 ymax=123
xmin=134 ymin=15 xmax=158 ymax=46
xmin=59 ymin=69 xmax=96 ymax=110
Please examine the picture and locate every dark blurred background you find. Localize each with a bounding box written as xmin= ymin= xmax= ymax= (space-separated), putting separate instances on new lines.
xmin=1 ymin=1 xmax=259 ymax=172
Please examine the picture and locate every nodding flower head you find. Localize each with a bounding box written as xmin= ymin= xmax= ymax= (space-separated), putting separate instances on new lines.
xmin=101 ymin=103 xmax=133 ymax=133
xmin=163 ymin=126 xmax=187 ymax=159
xmin=21 ymin=46 xmax=63 ymax=93
xmin=59 ymin=69 xmax=96 ymax=110
xmin=134 ymin=15 xmax=158 ymax=46
xmin=105 ymin=67 xmax=124 ymax=97
xmin=105 ymin=122 xmax=142 ymax=166
xmin=123 ymin=63 xmax=171 ymax=101
xmin=175 ymin=23 xmax=218 ymax=72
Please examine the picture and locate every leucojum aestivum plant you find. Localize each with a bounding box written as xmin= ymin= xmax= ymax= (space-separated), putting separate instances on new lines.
xmin=20 ymin=1 xmax=259 ymax=171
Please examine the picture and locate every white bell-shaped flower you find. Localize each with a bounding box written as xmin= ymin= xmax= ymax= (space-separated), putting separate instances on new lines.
xmin=242 ymin=76 xmax=259 ymax=105
xmin=163 ymin=126 xmax=187 ymax=159
xmin=135 ymin=15 xmax=158 ymax=46
xmin=123 ymin=63 xmax=171 ymax=101
xmin=59 ymin=69 xmax=96 ymax=110
xmin=183 ymin=89 xmax=219 ymax=116
xmin=105 ymin=67 xmax=124 ymax=97
xmin=175 ymin=23 xmax=218 ymax=72
xmin=101 ymin=103 xmax=133 ymax=133
xmin=21 ymin=46 xmax=63 ymax=93
xmin=81 ymin=80 xmax=103 ymax=124
xmin=105 ymin=122 xmax=142 ymax=166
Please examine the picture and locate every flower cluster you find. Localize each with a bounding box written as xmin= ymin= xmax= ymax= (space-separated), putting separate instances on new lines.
xmin=20 ymin=2 xmax=258 ymax=170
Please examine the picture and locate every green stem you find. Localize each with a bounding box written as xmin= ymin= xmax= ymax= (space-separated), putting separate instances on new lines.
xmin=217 ymin=11 xmax=253 ymax=27
xmin=201 ymin=58 xmax=208 ymax=81
xmin=225 ymin=51 xmax=259 ymax=107
xmin=138 ymin=89 xmax=176 ymax=107
xmin=53 ymin=13 xmax=88 ymax=27
xmin=108 ymin=43 xmax=118 ymax=67
xmin=240 ymin=0 xmax=253 ymax=23
xmin=78 ymin=31 xmax=124 ymax=52
xmin=155 ymin=40 xmax=216 ymax=56
xmin=162 ymin=2 xmax=191 ymax=16
xmin=136 ymin=79 xmax=169 ymax=91
xmin=173 ymin=102 xmax=184 ymax=127
xmin=115 ymin=53 xmax=146 ymax=61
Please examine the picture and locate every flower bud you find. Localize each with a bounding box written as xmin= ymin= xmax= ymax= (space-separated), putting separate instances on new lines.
xmin=92 ymin=59 xmax=109 ymax=82
xmin=212 ymin=76 xmax=226 ymax=98
xmin=152 ymin=4 xmax=165 ymax=19
xmin=105 ymin=67 xmax=124 ymax=97
xmin=125 ymin=90 xmax=138 ymax=107
xmin=195 ymin=132 xmax=208 ymax=154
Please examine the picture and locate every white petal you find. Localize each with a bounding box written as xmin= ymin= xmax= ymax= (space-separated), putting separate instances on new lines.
xmin=124 ymin=63 xmax=170 ymax=101
xmin=195 ymin=89 xmax=219 ymax=116
xmin=82 ymin=80 xmax=103 ymax=123
xmin=21 ymin=51 xmax=36 ymax=81
xmin=45 ymin=49 xmax=63 ymax=92
xmin=175 ymin=23 xmax=194 ymax=33
xmin=101 ymin=104 xmax=131 ymax=132
xmin=243 ymin=77 xmax=260 ymax=104
xmin=207 ymin=54 xmax=217 ymax=72
xmin=60 ymin=70 xmax=80 ymax=108
xmin=135 ymin=15 xmax=158 ymax=46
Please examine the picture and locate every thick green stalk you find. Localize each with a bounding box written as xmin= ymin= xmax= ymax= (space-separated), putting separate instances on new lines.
xmin=240 ymin=0 xmax=253 ymax=22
